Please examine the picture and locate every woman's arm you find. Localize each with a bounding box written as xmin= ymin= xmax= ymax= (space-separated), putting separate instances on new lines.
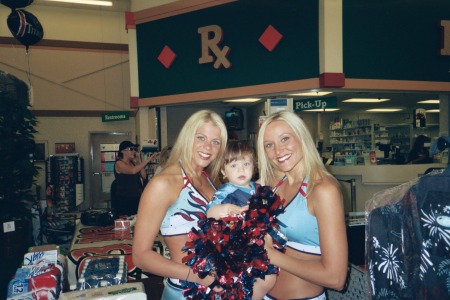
xmin=132 ymin=172 xmax=217 ymax=287
xmin=266 ymin=177 xmax=348 ymax=291
xmin=116 ymin=152 xmax=158 ymax=178
xmin=206 ymin=203 xmax=248 ymax=219
xmin=135 ymin=152 xmax=159 ymax=179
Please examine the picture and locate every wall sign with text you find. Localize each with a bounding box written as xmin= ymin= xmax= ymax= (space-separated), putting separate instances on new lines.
xmin=294 ymin=97 xmax=337 ymax=111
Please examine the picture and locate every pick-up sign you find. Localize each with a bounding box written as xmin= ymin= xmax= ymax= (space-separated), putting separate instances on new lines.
xmin=294 ymin=97 xmax=337 ymax=111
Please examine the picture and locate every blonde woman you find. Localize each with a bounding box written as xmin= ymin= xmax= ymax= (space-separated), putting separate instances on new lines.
xmin=258 ymin=111 xmax=348 ymax=300
xmin=133 ymin=110 xmax=227 ymax=299
xmin=154 ymin=145 xmax=172 ymax=175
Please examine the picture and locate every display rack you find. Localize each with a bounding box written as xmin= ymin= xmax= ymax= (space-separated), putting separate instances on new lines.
xmin=141 ymin=150 xmax=160 ymax=180
xmin=100 ymin=144 xmax=119 ymax=173
xmin=99 ymin=144 xmax=119 ymax=197
xmin=45 ymin=153 xmax=84 ymax=214
xmin=329 ymin=119 xmax=374 ymax=157
xmin=43 ymin=153 xmax=82 ymax=248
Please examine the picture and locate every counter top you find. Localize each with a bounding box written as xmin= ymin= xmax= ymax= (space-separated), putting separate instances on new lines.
xmin=326 ymin=164 xmax=448 ymax=185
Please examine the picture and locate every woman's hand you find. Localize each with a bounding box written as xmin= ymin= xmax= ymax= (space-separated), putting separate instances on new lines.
xmin=264 ymin=234 xmax=276 ymax=258
xmin=207 ymin=204 xmax=248 ymax=219
xmin=146 ymin=152 xmax=160 ymax=164
xmin=197 ymin=274 xmax=223 ymax=294
xmin=134 ymin=152 xmax=142 ymax=164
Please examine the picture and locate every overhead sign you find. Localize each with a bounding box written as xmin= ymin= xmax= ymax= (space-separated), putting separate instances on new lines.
xmin=270 ymin=99 xmax=288 ymax=106
xmin=102 ymin=111 xmax=130 ymax=122
xmin=294 ymin=97 xmax=337 ymax=111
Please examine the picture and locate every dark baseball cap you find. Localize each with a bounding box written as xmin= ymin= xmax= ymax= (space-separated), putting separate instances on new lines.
xmin=119 ymin=141 xmax=139 ymax=152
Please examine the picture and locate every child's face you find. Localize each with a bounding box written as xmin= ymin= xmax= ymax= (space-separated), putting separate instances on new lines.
xmin=222 ymin=155 xmax=254 ymax=188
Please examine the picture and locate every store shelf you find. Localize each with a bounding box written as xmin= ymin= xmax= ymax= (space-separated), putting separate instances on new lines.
xmin=329 ymin=119 xmax=374 ymax=156
xmin=141 ymin=151 xmax=160 ymax=180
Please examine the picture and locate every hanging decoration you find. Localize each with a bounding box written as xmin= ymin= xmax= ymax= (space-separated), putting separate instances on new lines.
xmin=0 ymin=0 xmax=33 ymax=10
xmin=7 ymin=9 xmax=44 ymax=50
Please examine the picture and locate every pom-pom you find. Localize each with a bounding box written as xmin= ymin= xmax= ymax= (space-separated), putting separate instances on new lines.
xmin=182 ymin=185 xmax=286 ymax=299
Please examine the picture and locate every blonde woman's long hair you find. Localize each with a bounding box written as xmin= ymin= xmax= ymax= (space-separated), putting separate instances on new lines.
xmin=166 ymin=110 xmax=228 ymax=186
xmin=257 ymin=111 xmax=332 ymax=194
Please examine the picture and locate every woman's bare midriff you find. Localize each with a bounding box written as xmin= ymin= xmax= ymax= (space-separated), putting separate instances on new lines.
xmin=269 ymin=248 xmax=324 ymax=299
xmin=164 ymin=234 xmax=190 ymax=262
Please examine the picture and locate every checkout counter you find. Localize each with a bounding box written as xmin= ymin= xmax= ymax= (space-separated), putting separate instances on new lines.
xmin=326 ymin=163 xmax=448 ymax=213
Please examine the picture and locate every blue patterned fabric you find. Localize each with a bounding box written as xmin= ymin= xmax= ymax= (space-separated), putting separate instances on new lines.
xmin=366 ymin=167 xmax=450 ymax=299
xmin=207 ymin=181 xmax=259 ymax=209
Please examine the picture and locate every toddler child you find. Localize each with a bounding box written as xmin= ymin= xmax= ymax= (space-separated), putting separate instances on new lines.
xmin=206 ymin=140 xmax=276 ymax=300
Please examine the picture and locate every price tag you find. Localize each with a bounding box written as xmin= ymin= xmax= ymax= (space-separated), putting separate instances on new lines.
xmin=3 ymin=221 xmax=15 ymax=233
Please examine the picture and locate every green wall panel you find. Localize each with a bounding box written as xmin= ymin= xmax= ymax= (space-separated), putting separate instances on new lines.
xmin=137 ymin=0 xmax=319 ymax=98
xmin=343 ymin=0 xmax=450 ymax=82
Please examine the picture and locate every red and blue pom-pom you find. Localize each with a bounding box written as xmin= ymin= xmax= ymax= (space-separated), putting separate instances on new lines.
xmin=182 ymin=185 xmax=286 ymax=299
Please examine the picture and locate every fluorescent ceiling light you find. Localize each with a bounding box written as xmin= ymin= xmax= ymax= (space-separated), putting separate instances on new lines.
xmin=343 ymin=98 xmax=390 ymax=103
xmin=44 ymin=0 xmax=113 ymax=6
xmin=366 ymin=108 xmax=403 ymax=112
xmin=223 ymin=98 xmax=261 ymax=103
xmin=426 ymin=109 xmax=440 ymax=113
xmin=289 ymin=92 xmax=333 ymax=96
xmin=303 ymin=108 xmax=340 ymax=112
xmin=417 ymin=100 xmax=439 ymax=104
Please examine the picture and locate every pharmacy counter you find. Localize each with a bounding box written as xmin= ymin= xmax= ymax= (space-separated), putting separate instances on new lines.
xmin=326 ymin=163 xmax=448 ymax=212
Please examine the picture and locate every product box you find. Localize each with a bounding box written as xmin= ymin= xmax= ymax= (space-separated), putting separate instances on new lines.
xmin=114 ymin=219 xmax=131 ymax=230
xmin=77 ymin=256 xmax=127 ymax=290
xmin=7 ymin=264 xmax=62 ymax=300
xmin=60 ymin=282 xmax=146 ymax=300
xmin=23 ymin=244 xmax=59 ymax=266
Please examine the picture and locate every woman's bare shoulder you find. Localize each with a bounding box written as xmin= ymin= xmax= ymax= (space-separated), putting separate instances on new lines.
xmin=149 ymin=163 xmax=182 ymax=188
xmin=310 ymin=173 xmax=341 ymax=199
xmin=142 ymin=164 xmax=183 ymax=207
xmin=312 ymin=171 xmax=338 ymax=186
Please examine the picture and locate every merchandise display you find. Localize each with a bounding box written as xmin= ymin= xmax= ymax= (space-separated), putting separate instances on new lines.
xmin=77 ymin=256 xmax=127 ymax=290
xmin=7 ymin=245 xmax=65 ymax=300
xmin=45 ymin=154 xmax=84 ymax=213
xmin=66 ymin=220 xmax=169 ymax=291
xmin=60 ymin=282 xmax=146 ymax=300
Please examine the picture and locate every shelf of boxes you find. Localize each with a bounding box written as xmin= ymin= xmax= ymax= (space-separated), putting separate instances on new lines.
xmin=330 ymin=119 xmax=374 ymax=157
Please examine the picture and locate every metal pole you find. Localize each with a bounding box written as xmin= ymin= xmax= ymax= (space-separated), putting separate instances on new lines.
xmin=337 ymin=178 xmax=357 ymax=212
xmin=350 ymin=178 xmax=356 ymax=212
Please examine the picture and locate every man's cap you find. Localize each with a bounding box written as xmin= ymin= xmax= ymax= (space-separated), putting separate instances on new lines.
xmin=119 ymin=141 xmax=139 ymax=152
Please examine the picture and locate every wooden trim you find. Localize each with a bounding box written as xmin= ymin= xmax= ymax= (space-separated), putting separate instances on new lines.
xmin=33 ymin=110 xmax=137 ymax=117
xmin=137 ymin=77 xmax=450 ymax=107
xmin=0 ymin=37 xmax=128 ymax=53
xmin=133 ymin=0 xmax=237 ymax=24
xmin=138 ymin=78 xmax=320 ymax=107
xmin=344 ymin=79 xmax=450 ymax=93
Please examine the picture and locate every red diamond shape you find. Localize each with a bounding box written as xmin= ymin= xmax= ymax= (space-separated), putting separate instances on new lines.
xmin=258 ymin=25 xmax=283 ymax=52
xmin=158 ymin=45 xmax=176 ymax=69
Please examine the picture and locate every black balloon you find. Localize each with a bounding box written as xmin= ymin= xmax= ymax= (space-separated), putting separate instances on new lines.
xmin=0 ymin=0 xmax=33 ymax=9
xmin=7 ymin=9 xmax=43 ymax=49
